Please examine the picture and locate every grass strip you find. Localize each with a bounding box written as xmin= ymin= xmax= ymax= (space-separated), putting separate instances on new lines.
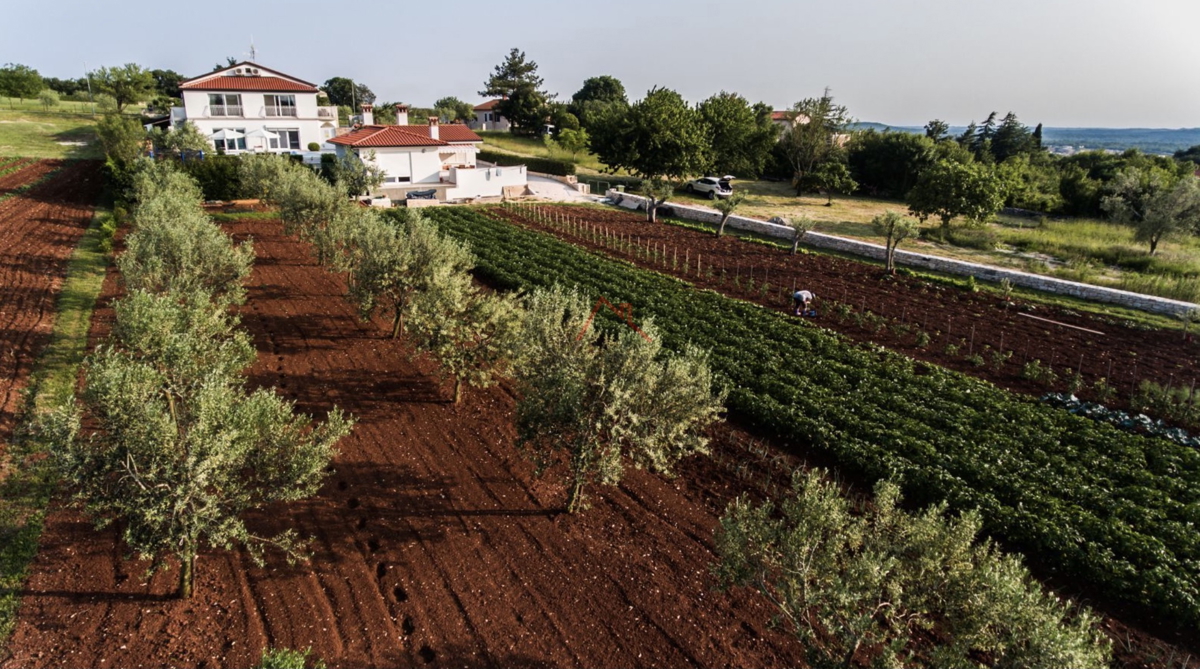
xmin=0 ymin=207 xmax=112 ymax=647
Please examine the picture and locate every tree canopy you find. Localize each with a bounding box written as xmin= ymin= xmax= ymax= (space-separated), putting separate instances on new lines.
xmin=150 ymin=68 xmax=183 ymax=98
xmin=0 ymin=62 xmax=43 ymax=100
xmin=322 ymin=77 xmax=375 ymax=108
xmin=1103 ymin=168 xmax=1200 ymax=254
xmin=590 ymin=86 xmax=711 ymax=220
xmin=433 ymin=96 xmax=474 ymax=123
xmin=697 ymin=92 xmax=778 ymax=179
xmin=569 ymin=75 xmax=627 ymax=128
xmin=480 ymin=48 xmax=551 ymax=135
xmin=906 ymin=158 xmax=1006 ymax=230
xmin=777 ymin=91 xmax=852 ymax=196
xmin=89 ymin=63 xmax=156 ymax=112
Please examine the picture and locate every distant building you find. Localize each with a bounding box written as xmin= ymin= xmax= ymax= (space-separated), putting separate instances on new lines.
xmin=329 ymin=114 xmax=527 ymax=201
xmin=469 ymin=99 xmax=510 ymax=132
xmin=171 ymin=61 xmax=339 ymax=154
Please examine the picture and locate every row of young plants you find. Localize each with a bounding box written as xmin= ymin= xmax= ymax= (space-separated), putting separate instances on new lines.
xmin=31 ymin=158 xmax=354 ymax=599
xmin=0 ymin=156 xmax=37 ymax=179
xmin=0 ymin=160 xmax=70 ymax=205
xmin=425 ymin=205 xmax=1200 ymax=632
xmin=1042 ymin=391 xmax=1200 ymax=449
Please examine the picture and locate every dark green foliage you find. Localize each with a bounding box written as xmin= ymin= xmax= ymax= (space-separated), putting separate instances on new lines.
xmin=847 ymin=130 xmax=936 ymax=198
xmin=428 ymin=205 xmax=1200 ymax=633
xmin=322 ymin=77 xmax=374 ymax=107
xmin=696 ymin=92 xmax=778 ymax=178
xmin=88 ymin=63 xmax=156 ymax=112
xmin=180 ymin=156 xmax=246 ymax=201
xmin=477 ymin=149 xmax=575 ymax=176
xmin=150 ymin=69 xmax=183 ymax=98
xmin=433 ymin=96 xmax=474 ymax=123
xmin=569 ymin=75 xmax=627 ymax=129
xmin=0 ymin=63 xmax=43 ymax=100
xmin=480 ymin=48 xmax=551 ymax=136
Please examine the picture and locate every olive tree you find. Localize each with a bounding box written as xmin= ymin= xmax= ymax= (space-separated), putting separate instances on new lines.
xmin=714 ymin=191 xmax=746 ymax=237
xmin=407 ymin=279 xmax=523 ymax=404
xmin=1102 ymin=169 xmax=1200 ymax=255
xmin=38 ymin=292 xmax=353 ymax=599
xmin=715 ymin=470 xmax=1112 ymax=669
xmin=786 ymin=216 xmax=814 ymax=255
xmin=347 ymin=212 xmax=473 ymax=338
xmin=871 ymin=210 xmax=918 ymax=273
xmin=514 ymin=286 xmax=725 ymax=512
xmin=119 ymin=198 xmax=254 ymax=305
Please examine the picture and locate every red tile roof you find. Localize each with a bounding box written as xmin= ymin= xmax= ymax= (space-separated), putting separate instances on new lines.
xmin=474 ymin=99 xmax=501 ymax=111
xmin=326 ymin=126 xmax=441 ymax=148
xmin=771 ymin=111 xmax=789 ymax=121
xmin=402 ymin=125 xmax=482 ymax=143
xmin=180 ymin=62 xmax=319 ymax=92
xmin=181 ymin=75 xmax=317 ymax=92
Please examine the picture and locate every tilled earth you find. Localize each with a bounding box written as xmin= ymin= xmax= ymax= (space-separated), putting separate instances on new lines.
xmin=2 ymin=216 xmax=807 ymax=669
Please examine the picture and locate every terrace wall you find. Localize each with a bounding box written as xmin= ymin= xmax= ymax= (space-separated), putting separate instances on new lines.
xmin=606 ymin=191 xmax=1199 ymax=317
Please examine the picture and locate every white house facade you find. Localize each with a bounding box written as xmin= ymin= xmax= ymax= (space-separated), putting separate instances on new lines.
xmin=329 ymin=119 xmax=527 ymax=201
xmin=172 ymin=62 xmax=339 ymax=154
xmin=468 ymin=99 xmax=510 ymax=132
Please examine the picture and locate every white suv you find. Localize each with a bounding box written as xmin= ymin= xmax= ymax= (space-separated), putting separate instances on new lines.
xmin=685 ymin=176 xmax=734 ymax=199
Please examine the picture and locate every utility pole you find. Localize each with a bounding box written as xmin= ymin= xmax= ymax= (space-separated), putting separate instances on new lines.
xmin=84 ymin=62 xmax=94 ymax=116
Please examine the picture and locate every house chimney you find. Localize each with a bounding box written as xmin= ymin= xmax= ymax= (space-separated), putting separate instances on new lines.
xmin=361 ymin=103 xmax=374 ymax=126
xmin=428 ymin=116 xmax=439 ymax=140
xmin=396 ymin=104 xmax=409 ymax=125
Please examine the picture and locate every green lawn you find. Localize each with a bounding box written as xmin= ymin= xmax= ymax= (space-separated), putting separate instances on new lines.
xmin=0 ymin=106 xmax=102 ymax=159
xmin=477 ymin=130 xmax=614 ymax=174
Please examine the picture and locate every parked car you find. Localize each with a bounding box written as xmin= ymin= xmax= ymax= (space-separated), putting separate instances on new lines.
xmin=685 ymin=176 xmax=734 ymax=199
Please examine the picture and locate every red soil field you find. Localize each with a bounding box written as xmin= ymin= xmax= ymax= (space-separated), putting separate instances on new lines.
xmin=0 ymin=160 xmax=101 ymax=448
xmin=0 ymin=160 xmax=58 ymax=198
xmin=2 ymin=216 xmax=810 ymax=668
xmin=488 ymin=204 xmax=1200 ymax=420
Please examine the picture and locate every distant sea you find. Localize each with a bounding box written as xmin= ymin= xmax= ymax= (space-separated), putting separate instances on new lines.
xmin=853 ymin=122 xmax=1200 ymax=156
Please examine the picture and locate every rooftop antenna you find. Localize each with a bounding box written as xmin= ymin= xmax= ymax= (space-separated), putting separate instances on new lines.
xmin=246 ymin=36 xmax=257 ymax=63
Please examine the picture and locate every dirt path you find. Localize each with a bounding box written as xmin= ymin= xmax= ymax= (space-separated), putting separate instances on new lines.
xmin=2 ymin=216 xmax=806 ymax=669
xmin=0 ymin=160 xmax=100 ymax=447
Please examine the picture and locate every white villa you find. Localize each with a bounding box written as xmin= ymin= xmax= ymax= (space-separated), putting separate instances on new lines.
xmin=171 ymin=62 xmax=339 ymax=154
xmin=330 ymin=111 xmax=527 ymax=202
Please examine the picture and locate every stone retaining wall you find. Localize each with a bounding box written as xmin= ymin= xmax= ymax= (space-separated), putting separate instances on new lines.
xmin=607 ymin=191 xmax=1198 ymax=317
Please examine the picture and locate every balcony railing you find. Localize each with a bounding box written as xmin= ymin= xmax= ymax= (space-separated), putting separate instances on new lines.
xmin=318 ymin=107 xmax=337 ymax=119
xmin=264 ymin=106 xmax=298 ymax=117
xmin=209 ymin=105 xmax=243 ymax=117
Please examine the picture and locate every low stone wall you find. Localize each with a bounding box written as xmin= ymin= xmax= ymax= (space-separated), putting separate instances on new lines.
xmin=606 ymin=191 xmax=1199 ymax=317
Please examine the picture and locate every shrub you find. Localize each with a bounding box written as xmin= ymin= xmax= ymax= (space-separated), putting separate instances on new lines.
xmin=715 ymin=470 xmax=1111 ymax=669
xmin=180 ymin=155 xmax=245 ymax=201
xmin=477 ymin=149 xmax=575 ymax=176
xmin=307 ymin=142 xmax=320 ymax=152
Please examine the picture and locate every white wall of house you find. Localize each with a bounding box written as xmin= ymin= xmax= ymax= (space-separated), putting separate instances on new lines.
xmin=177 ymin=90 xmax=338 ymax=153
xmin=445 ymin=165 xmax=526 ymax=200
xmin=469 ymin=110 xmax=510 ymax=132
xmin=341 ymin=146 xmax=445 ymax=186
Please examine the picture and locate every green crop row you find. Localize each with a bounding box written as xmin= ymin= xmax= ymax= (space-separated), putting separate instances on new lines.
xmin=426 ymin=205 xmax=1200 ymax=630
xmin=0 ymin=157 xmax=37 ymax=180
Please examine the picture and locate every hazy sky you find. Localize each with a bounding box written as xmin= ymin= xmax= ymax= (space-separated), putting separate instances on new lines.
xmin=2 ymin=0 xmax=1196 ymax=128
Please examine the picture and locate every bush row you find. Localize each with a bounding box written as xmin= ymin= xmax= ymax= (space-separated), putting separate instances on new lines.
xmin=427 ymin=204 xmax=1200 ymax=631
xmin=477 ymin=149 xmax=575 ymax=176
